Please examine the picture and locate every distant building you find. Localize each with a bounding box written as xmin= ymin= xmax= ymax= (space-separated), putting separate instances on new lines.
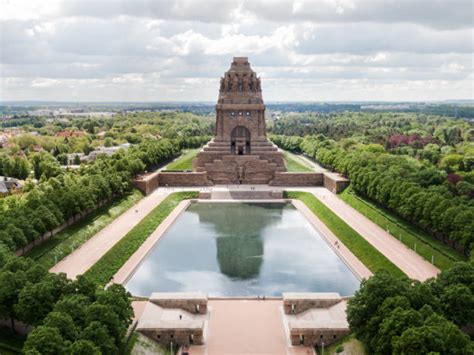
xmin=87 ymin=143 xmax=132 ymax=160
xmin=64 ymin=143 xmax=133 ymax=166
xmin=55 ymin=130 xmax=87 ymax=138
xmin=0 ymin=176 xmax=23 ymax=196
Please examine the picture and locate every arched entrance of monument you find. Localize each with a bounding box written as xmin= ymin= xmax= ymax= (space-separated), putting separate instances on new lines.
xmin=231 ymin=126 xmax=251 ymax=155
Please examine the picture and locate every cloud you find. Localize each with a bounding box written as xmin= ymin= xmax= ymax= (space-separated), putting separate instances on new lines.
xmin=0 ymin=0 xmax=473 ymax=101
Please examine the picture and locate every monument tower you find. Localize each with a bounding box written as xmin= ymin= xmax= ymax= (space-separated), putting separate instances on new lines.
xmin=194 ymin=57 xmax=285 ymax=184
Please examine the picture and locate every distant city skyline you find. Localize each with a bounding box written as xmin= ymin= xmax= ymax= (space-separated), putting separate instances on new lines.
xmin=1 ymin=0 xmax=473 ymax=102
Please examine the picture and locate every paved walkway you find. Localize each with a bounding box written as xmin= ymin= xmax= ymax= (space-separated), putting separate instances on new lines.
xmin=293 ymin=200 xmax=372 ymax=280
xmin=50 ymin=189 xmax=171 ymax=279
xmin=307 ymin=187 xmax=440 ymax=281
xmin=189 ymin=300 xmax=313 ymax=355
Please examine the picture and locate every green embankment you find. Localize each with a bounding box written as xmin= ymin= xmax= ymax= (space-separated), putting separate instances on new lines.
xmin=283 ymin=151 xmax=314 ymax=172
xmin=317 ymin=334 xmax=367 ymax=355
xmin=164 ymin=149 xmax=199 ymax=171
xmin=26 ymin=189 xmax=144 ymax=269
xmin=339 ymin=188 xmax=465 ymax=270
xmin=85 ymin=191 xmax=199 ymax=286
xmin=286 ymin=191 xmax=404 ymax=277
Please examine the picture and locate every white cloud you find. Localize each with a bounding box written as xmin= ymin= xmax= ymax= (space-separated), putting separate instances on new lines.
xmin=0 ymin=0 xmax=473 ymax=101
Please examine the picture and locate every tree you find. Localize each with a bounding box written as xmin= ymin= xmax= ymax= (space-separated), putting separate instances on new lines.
xmin=440 ymin=284 xmax=474 ymax=327
xmin=16 ymin=280 xmax=56 ymax=325
xmin=373 ymin=307 xmax=423 ymax=354
xmin=0 ymin=270 xmax=27 ymax=332
xmin=69 ymin=340 xmax=101 ymax=355
xmin=16 ymin=273 xmax=70 ymax=326
xmin=96 ymin=284 xmax=133 ymax=328
xmin=347 ymin=271 xmax=409 ymax=344
xmin=73 ymin=155 xmax=81 ymax=165
xmin=85 ymin=303 xmax=123 ymax=346
xmin=23 ymin=326 xmax=68 ymax=355
xmin=54 ymin=294 xmax=91 ymax=327
xmin=81 ymin=321 xmax=117 ymax=354
xmin=43 ymin=311 xmax=78 ymax=341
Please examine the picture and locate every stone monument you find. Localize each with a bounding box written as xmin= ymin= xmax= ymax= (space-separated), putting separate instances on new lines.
xmin=194 ymin=57 xmax=285 ymax=184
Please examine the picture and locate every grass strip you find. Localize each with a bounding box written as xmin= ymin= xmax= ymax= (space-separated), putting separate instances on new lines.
xmin=25 ymin=189 xmax=144 ymax=269
xmin=317 ymin=334 xmax=367 ymax=355
xmin=164 ymin=149 xmax=199 ymax=171
xmin=283 ymin=151 xmax=314 ymax=172
xmin=85 ymin=191 xmax=199 ymax=286
xmin=286 ymin=191 xmax=405 ymax=277
xmin=339 ymin=188 xmax=464 ymax=270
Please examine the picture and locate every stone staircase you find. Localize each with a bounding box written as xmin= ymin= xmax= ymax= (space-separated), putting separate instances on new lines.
xmin=205 ymin=155 xmax=279 ymax=184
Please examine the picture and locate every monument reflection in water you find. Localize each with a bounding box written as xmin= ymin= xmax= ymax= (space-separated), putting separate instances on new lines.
xmin=125 ymin=202 xmax=360 ymax=297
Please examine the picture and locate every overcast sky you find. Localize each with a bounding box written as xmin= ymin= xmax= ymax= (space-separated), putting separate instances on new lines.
xmin=1 ymin=0 xmax=473 ymax=102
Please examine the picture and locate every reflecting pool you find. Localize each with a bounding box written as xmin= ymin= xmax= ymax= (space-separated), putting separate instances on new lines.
xmin=125 ymin=202 xmax=360 ymax=297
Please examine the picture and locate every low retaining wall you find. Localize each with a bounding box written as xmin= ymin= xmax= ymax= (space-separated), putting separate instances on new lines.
xmin=133 ymin=170 xmax=350 ymax=195
xmin=133 ymin=172 xmax=211 ymax=195
xmin=159 ymin=172 xmax=211 ymax=187
xmin=150 ymin=292 xmax=208 ymax=314
xmin=323 ymin=172 xmax=349 ymax=194
xmin=283 ymin=292 xmax=342 ymax=314
xmin=133 ymin=172 xmax=160 ymax=195
xmin=270 ymin=172 xmax=323 ymax=186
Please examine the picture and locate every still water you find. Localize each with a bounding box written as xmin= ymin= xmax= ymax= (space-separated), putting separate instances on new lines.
xmin=125 ymin=202 xmax=360 ymax=297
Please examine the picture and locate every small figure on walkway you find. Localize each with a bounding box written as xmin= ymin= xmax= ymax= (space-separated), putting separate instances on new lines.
xmin=179 ymin=314 xmax=182 ymax=320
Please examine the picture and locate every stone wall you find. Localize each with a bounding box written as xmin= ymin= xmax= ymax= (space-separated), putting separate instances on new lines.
xmin=133 ymin=171 xmax=211 ymax=195
xmin=150 ymin=293 xmax=208 ymax=314
xmin=270 ymin=172 xmax=324 ymax=186
xmin=158 ymin=172 xmax=211 ymax=187
xmin=140 ymin=327 xmax=204 ymax=346
xmin=283 ymin=293 xmax=342 ymax=314
xmin=133 ymin=171 xmax=160 ymax=195
xmin=289 ymin=327 xmax=350 ymax=347
xmin=323 ymin=172 xmax=349 ymax=193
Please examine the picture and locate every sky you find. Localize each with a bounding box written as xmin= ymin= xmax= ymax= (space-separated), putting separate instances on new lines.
xmin=0 ymin=0 xmax=473 ymax=102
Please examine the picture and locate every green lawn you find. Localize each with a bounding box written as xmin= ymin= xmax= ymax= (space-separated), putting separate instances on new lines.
xmin=286 ymin=191 xmax=404 ymax=277
xmin=26 ymin=189 xmax=143 ymax=269
xmin=283 ymin=151 xmax=314 ymax=172
xmin=85 ymin=191 xmax=199 ymax=286
xmin=164 ymin=149 xmax=199 ymax=171
xmin=339 ymin=188 xmax=465 ymax=270
xmin=317 ymin=334 xmax=367 ymax=355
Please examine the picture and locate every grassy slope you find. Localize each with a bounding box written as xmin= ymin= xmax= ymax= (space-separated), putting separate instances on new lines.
xmin=283 ymin=151 xmax=314 ymax=172
xmin=317 ymin=334 xmax=367 ymax=355
xmin=286 ymin=191 xmax=404 ymax=277
xmin=85 ymin=191 xmax=199 ymax=286
xmin=339 ymin=188 xmax=464 ymax=270
xmin=164 ymin=149 xmax=199 ymax=171
xmin=26 ymin=189 xmax=143 ymax=269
